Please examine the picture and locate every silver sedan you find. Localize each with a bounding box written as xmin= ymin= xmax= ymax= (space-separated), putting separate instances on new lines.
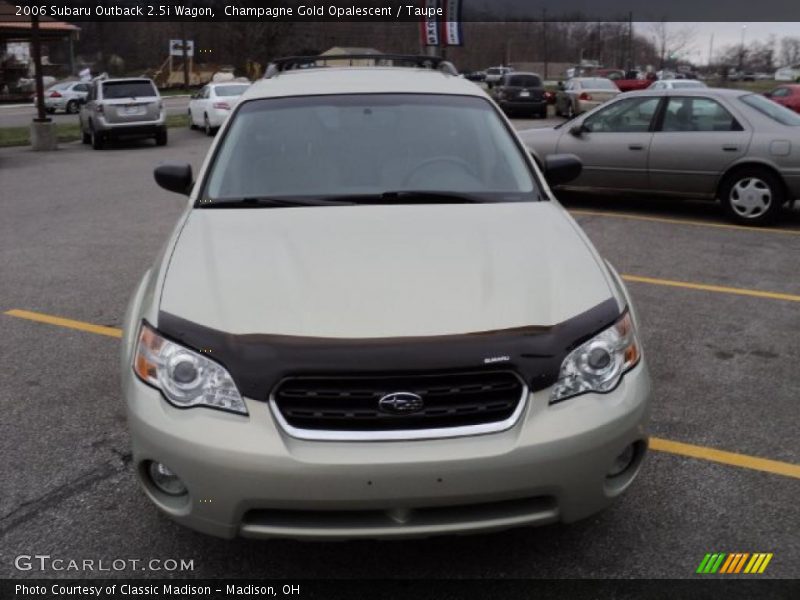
xmin=521 ymin=88 xmax=800 ymax=225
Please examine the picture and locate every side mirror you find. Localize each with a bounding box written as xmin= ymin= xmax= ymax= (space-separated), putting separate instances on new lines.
xmin=544 ymin=154 xmax=582 ymax=186
xmin=154 ymin=163 xmax=193 ymax=196
xmin=569 ymin=123 xmax=586 ymax=136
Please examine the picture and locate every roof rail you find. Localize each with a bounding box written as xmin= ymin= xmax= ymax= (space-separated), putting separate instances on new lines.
xmin=263 ymin=54 xmax=458 ymax=78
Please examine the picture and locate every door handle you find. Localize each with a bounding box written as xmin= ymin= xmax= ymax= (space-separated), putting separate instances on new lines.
xmin=628 ymin=144 xmax=644 ymax=150
xmin=722 ymin=145 xmax=739 ymax=152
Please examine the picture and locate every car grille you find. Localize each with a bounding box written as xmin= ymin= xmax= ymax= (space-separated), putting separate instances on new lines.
xmin=271 ymin=371 xmax=525 ymax=435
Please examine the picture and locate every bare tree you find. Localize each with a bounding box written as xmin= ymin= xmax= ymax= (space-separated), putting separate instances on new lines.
xmin=650 ymin=21 xmax=695 ymax=69
xmin=779 ymin=36 xmax=800 ymax=67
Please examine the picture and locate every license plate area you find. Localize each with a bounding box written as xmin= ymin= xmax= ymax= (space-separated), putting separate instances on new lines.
xmin=519 ymin=91 xmax=530 ymax=97
xmin=123 ymin=104 xmax=145 ymax=116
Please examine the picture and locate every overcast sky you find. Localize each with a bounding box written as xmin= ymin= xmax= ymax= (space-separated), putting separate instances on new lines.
xmin=636 ymin=22 xmax=800 ymax=65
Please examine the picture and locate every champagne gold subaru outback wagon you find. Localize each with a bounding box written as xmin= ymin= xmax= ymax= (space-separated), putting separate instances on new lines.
xmin=121 ymin=54 xmax=652 ymax=540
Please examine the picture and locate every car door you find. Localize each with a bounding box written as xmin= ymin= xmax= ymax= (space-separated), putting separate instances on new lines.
xmin=648 ymin=96 xmax=752 ymax=195
xmin=556 ymin=95 xmax=662 ymax=190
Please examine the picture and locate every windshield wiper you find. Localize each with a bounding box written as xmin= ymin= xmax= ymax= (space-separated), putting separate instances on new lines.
xmin=318 ymin=191 xmax=487 ymax=205
xmin=198 ymin=196 xmax=355 ymax=208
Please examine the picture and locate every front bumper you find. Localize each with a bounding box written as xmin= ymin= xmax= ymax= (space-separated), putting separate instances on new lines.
xmin=125 ymin=362 xmax=651 ymax=540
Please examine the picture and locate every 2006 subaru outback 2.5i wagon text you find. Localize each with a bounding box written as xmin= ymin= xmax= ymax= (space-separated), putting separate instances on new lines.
xmin=121 ymin=55 xmax=652 ymax=540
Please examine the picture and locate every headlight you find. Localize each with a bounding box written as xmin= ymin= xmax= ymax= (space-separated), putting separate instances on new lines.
xmin=550 ymin=311 xmax=640 ymax=404
xmin=133 ymin=322 xmax=247 ymax=415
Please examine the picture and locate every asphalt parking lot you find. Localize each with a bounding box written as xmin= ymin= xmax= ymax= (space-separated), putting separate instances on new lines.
xmin=0 ymin=121 xmax=798 ymax=580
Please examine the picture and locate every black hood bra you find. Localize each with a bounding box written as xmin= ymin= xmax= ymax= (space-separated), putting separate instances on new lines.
xmin=156 ymin=297 xmax=621 ymax=400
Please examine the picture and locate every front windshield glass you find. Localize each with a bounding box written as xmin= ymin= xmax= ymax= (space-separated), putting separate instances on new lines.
xmin=740 ymin=93 xmax=800 ymax=126
xmin=203 ymin=94 xmax=538 ymax=203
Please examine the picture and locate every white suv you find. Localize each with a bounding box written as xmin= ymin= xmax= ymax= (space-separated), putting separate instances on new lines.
xmin=122 ymin=54 xmax=651 ymax=540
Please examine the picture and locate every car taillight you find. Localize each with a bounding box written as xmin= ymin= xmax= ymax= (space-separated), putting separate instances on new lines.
xmin=213 ymin=102 xmax=230 ymax=110
xmin=544 ymin=91 xmax=553 ymax=100
xmin=579 ymin=92 xmax=592 ymax=101
xmin=49 ymin=91 xmax=62 ymax=98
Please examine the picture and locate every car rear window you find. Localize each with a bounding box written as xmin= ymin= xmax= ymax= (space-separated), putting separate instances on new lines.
xmin=740 ymin=93 xmax=800 ymax=126
xmin=102 ymin=81 xmax=157 ymax=99
xmin=507 ymin=75 xmax=541 ymax=87
xmin=581 ymin=78 xmax=616 ymax=90
xmin=214 ymin=84 xmax=250 ymax=97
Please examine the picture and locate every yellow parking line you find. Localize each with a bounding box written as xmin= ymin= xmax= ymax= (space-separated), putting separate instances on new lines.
xmin=570 ymin=209 xmax=800 ymax=236
xmin=4 ymin=308 xmax=800 ymax=481
xmin=621 ymin=275 xmax=800 ymax=303
xmin=650 ymin=438 xmax=800 ymax=480
xmin=4 ymin=309 xmax=122 ymax=338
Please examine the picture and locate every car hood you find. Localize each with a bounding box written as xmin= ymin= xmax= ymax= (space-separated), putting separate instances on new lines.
xmin=159 ymin=202 xmax=615 ymax=338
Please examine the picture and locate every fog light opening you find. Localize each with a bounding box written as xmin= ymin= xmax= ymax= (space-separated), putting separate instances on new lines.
xmin=147 ymin=461 xmax=188 ymax=496
xmin=607 ymin=443 xmax=636 ymax=479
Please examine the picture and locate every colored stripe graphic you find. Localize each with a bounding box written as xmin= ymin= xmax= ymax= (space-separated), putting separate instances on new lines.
xmin=698 ymin=552 xmax=772 ymax=574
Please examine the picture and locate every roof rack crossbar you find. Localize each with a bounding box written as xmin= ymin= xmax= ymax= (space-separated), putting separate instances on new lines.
xmin=264 ymin=54 xmax=458 ymax=78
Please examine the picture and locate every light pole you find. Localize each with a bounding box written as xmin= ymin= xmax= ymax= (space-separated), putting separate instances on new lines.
xmin=739 ymin=25 xmax=747 ymax=71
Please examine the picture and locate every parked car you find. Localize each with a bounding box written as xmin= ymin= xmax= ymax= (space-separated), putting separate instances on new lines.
xmin=464 ymin=70 xmax=486 ymax=82
xmin=774 ymin=64 xmax=800 ymax=82
xmin=763 ymin=85 xmax=800 ymax=113
xmin=122 ymin=55 xmax=652 ymax=540
xmin=521 ymin=88 xmax=800 ymax=225
xmin=79 ymin=78 xmax=166 ymax=149
xmin=598 ymin=69 xmax=653 ymax=93
xmin=491 ymin=72 xmax=547 ymax=118
xmin=484 ymin=66 xmax=513 ymax=88
xmin=43 ymin=80 xmax=90 ymax=114
xmin=555 ymin=77 xmax=620 ymax=118
xmin=188 ymin=81 xmax=251 ymax=135
xmin=648 ymin=79 xmax=708 ymax=91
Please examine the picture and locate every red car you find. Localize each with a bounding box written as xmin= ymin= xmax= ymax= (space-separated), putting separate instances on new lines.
xmin=764 ymin=85 xmax=800 ymax=113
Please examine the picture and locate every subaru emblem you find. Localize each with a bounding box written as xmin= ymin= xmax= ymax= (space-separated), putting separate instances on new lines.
xmin=378 ymin=392 xmax=424 ymax=415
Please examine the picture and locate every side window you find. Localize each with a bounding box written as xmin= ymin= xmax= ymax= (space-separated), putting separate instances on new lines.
xmin=583 ymin=97 xmax=661 ymax=133
xmin=202 ymin=86 xmax=211 ymax=99
xmin=75 ymin=84 xmax=89 ymax=93
xmin=770 ymin=87 xmax=789 ymax=98
xmin=662 ymin=97 xmax=742 ymax=132
xmin=651 ymin=82 xmax=663 ymax=90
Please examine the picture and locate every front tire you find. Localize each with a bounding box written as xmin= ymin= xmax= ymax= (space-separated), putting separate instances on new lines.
xmin=719 ymin=167 xmax=784 ymax=226
xmin=66 ymin=100 xmax=78 ymax=114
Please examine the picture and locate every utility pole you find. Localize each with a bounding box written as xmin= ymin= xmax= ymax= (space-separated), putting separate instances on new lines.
xmin=31 ymin=15 xmax=47 ymax=123
xmin=708 ymin=34 xmax=714 ymax=67
xmin=181 ymin=21 xmax=190 ymax=91
xmin=628 ymin=12 xmax=634 ymax=71
xmin=542 ymin=9 xmax=548 ymax=79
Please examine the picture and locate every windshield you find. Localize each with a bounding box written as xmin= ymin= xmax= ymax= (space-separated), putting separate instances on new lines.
xmin=673 ymin=81 xmax=706 ymax=89
xmin=203 ymin=94 xmax=539 ymax=204
xmin=102 ymin=80 xmax=157 ymax=99
xmin=214 ymin=84 xmax=249 ymax=97
xmin=580 ymin=78 xmax=616 ymax=90
xmin=507 ymin=75 xmax=541 ymax=87
xmin=487 ymin=68 xmax=502 ymax=75
xmin=740 ymin=93 xmax=800 ymax=126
